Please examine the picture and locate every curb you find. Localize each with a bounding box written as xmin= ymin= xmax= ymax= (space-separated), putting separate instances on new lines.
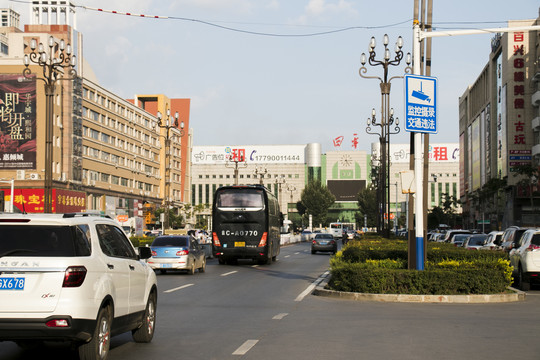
xmin=312 ymin=276 xmax=526 ymax=303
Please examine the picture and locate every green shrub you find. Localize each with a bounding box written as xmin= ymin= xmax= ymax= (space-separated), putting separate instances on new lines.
xmin=329 ymin=237 xmax=513 ymax=294
xmin=130 ymin=237 xmax=154 ymax=247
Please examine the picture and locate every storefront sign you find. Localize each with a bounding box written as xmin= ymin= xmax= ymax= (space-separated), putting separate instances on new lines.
xmin=2 ymin=188 xmax=86 ymax=213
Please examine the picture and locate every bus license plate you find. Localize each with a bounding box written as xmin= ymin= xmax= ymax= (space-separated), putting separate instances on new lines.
xmin=235 ymin=242 xmax=245 ymax=247
xmin=0 ymin=277 xmax=25 ymax=290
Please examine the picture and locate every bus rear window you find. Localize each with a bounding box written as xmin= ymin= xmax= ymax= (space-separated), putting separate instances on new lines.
xmin=217 ymin=190 xmax=264 ymax=208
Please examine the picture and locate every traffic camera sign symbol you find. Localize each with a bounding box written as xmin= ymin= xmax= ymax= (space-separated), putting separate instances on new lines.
xmin=404 ymin=74 xmax=438 ymax=134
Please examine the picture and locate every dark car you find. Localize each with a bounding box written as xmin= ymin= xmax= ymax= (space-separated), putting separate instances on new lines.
xmin=148 ymin=235 xmax=206 ymax=274
xmin=443 ymin=230 xmax=472 ymax=243
xmin=311 ymin=233 xmax=337 ymax=254
xmin=451 ymin=234 xmax=471 ymax=247
xmin=463 ymin=234 xmax=488 ymax=250
xmin=500 ymin=226 xmax=530 ymax=252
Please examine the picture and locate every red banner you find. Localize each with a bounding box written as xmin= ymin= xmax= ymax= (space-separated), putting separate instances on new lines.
xmin=2 ymin=188 xmax=86 ymax=213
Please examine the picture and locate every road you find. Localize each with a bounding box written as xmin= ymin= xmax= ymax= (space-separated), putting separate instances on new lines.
xmin=1 ymin=241 xmax=540 ymax=359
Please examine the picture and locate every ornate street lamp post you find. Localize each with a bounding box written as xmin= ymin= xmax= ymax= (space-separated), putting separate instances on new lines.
xmin=360 ymin=34 xmax=411 ymax=238
xmin=154 ymin=109 xmax=184 ymax=231
xmin=275 ymin=175 xmax=286 ymax=211
xmin=225 ymin=158 xmax=247 ymax=185
xmin=23 ymin=35 xmax=77 ymax=213
xmin=253 ymin=166 xmax=268 ymax=185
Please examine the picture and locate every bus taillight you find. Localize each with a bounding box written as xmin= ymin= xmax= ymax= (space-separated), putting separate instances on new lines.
xmin=212 ymin=232 xmax=221 ymax=246
xmin=258 ymin=232 xmax=268 ymax=247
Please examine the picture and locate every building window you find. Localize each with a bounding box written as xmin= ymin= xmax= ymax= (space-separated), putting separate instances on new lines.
xmin=198 ymin=184 xmax=203 ymax=205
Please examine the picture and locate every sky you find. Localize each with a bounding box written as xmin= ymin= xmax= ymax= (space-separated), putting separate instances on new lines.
xmin=9 ymin=0 xmax=540 ymax=153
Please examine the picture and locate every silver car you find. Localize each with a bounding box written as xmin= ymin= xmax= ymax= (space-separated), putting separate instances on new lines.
xmin=148 ymin=235 xmax=206 ymax=274
xmin=311 ymin=233 xmax=337 ymax=254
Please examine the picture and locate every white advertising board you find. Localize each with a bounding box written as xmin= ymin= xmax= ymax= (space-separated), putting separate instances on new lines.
xmin=192 ymin=145 xmax=306 ymax=165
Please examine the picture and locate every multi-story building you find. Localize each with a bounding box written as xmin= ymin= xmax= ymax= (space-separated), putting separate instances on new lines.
xmin=371 ymin=142 xmax=461 ymax=229
xmin=191 ymin=144 xmax=313 ymax=227
xmin=0 ymin=4 xmax=191 ymax=229
xmin=322 ymin=150 xmax=369 ymax=224
xmin=459 ymin=15 xmax=540 ymax=230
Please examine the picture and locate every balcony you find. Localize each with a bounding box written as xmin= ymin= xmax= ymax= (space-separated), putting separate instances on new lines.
xmin=533 ymin=68 xmax=540 ymax=107
xmin=533 ymin=90 xmax=540 ymax=107
xmin=532 ymin=144 xmax=540 ymax=158
xmin=533 ymin=116 xmax=540 ymax=131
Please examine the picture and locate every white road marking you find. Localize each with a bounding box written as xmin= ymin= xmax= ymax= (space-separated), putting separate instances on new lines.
xmin=164 ymin=284 xmax=194 ymax=293
xmin=252 ymin=265 xmax=260 ymax=268
xmin=233 ymin=340 xmax=259 ymax=355
xmin=295 ymin=271 xmax=330 ymax=302
xmin=284 ymin=255 xmax=290 ymax=258
xmin=273 ymin=313 xmax=289 ymax=320
xmin=294 ymin=252 xmax=300 ymax=255
xmin=221 ymin=271 xmax=238 ymax=277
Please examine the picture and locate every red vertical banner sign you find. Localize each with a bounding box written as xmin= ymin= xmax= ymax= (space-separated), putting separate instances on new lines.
xmin=0 ymin=74 xmax=37 ymax=169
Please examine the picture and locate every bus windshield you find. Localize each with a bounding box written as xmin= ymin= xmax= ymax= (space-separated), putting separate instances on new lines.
xmin=216 ymin=190 xmax=264 ymax=208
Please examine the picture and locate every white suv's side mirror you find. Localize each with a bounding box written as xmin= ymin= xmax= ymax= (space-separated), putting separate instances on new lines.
xmin=138 ymin=246 xmax=152 ymax=260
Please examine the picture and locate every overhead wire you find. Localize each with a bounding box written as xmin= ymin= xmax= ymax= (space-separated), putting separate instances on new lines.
xmin=8 ymin=0 xmax=518 ymax=38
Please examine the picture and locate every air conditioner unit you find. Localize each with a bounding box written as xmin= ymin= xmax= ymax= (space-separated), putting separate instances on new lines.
xmin=29 ymin=173 xmax=39 ymax=180
xmin=17 ymin=170 xmax=26 ymax=180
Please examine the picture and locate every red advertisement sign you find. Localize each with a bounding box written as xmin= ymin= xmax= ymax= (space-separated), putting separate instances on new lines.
xmin=0 ymin=74 xmax=37 ymax=169
xmin=2 ymin=188 xmax=86 ymax=213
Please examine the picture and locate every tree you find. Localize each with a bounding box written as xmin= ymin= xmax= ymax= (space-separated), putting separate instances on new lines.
xmin=357 ymin=187 xmax=378 ymax=228
xmin=300 ymin=181 xmax=335 ymax=227
xmin=429 ymin=193 xmax=461 ymax=229
xmin=193 ymin=204 xmax=210 ymax=229
xmin=154 ymin=207 xmax=184 ymax=229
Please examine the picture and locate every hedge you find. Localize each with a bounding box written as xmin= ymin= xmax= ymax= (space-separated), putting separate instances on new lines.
xmin=130 ymin=237 xmax=154 ymax=247
xmin=328 ymin=239 xmax=513 ymax=295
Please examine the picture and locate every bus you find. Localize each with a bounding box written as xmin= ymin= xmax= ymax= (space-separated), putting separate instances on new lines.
xmin=329 ymin=222 xmax=356 ymax=239
xmin=212 ymin=185 xmax=282 ymax=265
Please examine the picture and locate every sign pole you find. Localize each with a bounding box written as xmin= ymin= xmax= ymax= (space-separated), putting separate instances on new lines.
xmin=413 ymin=22 xmax=424 ymax=270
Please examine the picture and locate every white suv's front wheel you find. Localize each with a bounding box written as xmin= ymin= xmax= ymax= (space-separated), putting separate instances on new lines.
xmin=132 ymin=292 xmax=157 ymax=343
xmin=79 ymin=305 xmax=111 ymax=360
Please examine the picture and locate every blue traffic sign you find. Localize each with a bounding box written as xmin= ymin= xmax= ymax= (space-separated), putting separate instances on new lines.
xmin=404 ymin=74 xmax=438 ymax=134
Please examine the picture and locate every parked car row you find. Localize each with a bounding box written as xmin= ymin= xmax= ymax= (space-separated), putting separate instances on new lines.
xmin=429 ymin=226 xmax=540 ymax=291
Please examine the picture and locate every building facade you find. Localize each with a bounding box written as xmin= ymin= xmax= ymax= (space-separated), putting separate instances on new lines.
xmin=191 ymin=145 xmax=312 ymax=221
xmin=459 ymin=16 xmax=540 ymax=230
xmin=0 ymin=5 xmax=191 ymax=229
xmin=371 ymin=142 xmax=461 ymax=229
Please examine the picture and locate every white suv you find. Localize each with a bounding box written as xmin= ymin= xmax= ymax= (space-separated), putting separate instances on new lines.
xmin=0 ymin=213 xmax=158 ymax=359
xmin=509 ymin=228 xmax=540 ymax=291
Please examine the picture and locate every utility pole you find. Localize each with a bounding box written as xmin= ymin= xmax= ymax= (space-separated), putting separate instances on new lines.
xmin=410 ymin=1 xmax=540 ymax=270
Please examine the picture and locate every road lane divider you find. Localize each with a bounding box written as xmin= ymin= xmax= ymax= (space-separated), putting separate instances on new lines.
xmin=295 ymin=271 xmax=330 ymax=302
xmin=164 ymin=283 xmax=194 ymax=293
xmin=221 ymin=271 xmax=238 ymax=277
xmin=272 ymin=313 xmax=289 ymax=320
xmin=233 ymin=340 xmax=259 ymax=355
